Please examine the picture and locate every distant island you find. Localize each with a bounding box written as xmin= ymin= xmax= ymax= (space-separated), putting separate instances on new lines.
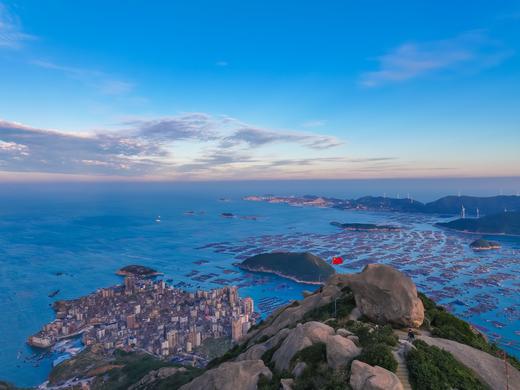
xmin=237 ymin=252 xmax=335 ymax=284
xmin=437 ymin=211 xmax=520 ymax=236
xmin=330 ymin=221 xmax=400 ymax=231
xmin=469 ymin=238 xmax=501 ymax=251
xmin=245 ymin=194 xmax=520 ymax=216
xmin=116 ymin=265 xmax=162 ymax=277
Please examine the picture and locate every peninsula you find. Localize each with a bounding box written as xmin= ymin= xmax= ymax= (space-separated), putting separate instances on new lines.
xmin=237 ymin=252 xmax=336 ymax=284
xmin=436 ymin=211 xmax=520 ymax=236
xmin=28 ymin=273 xmax=256 ymax=364
xmin=330 ymin=221 xmax=400 ymax=231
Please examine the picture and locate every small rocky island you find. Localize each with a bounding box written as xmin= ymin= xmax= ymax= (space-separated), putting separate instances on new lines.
xmin=330 ymin=221 xmax=400 ymax=231
xmin=237 ymin=252 xmax=336 ymax=284
xmin=469 ymin=238 xmax=501 ymax=251
xmin=116 ymin=264 xmax=162 ymax=277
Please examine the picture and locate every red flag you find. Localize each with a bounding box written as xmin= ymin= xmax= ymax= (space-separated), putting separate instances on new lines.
xmin=332 ymin=256 xmax=344 ymax=265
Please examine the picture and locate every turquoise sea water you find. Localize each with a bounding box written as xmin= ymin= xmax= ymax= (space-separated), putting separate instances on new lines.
xmin=0 ymin=181 xmax=519 ymax=387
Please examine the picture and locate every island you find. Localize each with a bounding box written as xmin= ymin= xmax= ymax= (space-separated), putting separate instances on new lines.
xmin=236 ymin=252 xmax=336 ymax=284
xmin=469 ymin=238 xmax=501 ymax=251
xmin=116 ymin=265 xmax=163 ymax=277
xmin=330 ymin=221 xmax=400 ymax=231
xmin=436 ymin=211 xmax=520 ymax=236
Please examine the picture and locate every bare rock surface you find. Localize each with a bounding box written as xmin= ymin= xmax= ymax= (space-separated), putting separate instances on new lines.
xmin=236 ymin=328 xmax=290 ymax=361
xmin=345 ymin=264 xmax=424 ymax=327
xmin=325 ymin=334 xmax=361 ymax=369
xmin=419 ymin=335 xmax=520 ymax=390
xmin=272 ymin=321 xmax=335 ymax=371
xmin=350 ymin=360 xmax=404 ymax=390
xmin=178 ymin=360 xmax=271 ymax=390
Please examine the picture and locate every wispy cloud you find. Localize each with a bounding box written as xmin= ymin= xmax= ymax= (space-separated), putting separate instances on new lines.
xmin=31 ymin=59 xmax=134 ymax=95
xmin=222 ymin=127 xmax=342 ymax=150
xmin=360 ymin=30 xmax=513 ymax=87
xmin=0 ymin=3 xmax=35 ymax=49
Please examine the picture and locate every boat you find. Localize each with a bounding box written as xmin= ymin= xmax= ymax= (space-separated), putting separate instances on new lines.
xmin=48 ymin=289 xmax=60 ymax=298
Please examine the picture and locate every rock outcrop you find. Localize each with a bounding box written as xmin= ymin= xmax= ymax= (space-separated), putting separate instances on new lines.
xmin=350 ymin=360 xmax=404 ymax=390
xmin=326 ymin=334 xmax=361 ymax=369
xmin=236 ymin=328 xmax=290 ymax=361
xmin=244 ymin=280 xmax=344 ymax=345
xmin=272 ymin=321 xmax=335 ymax=371
xmin=179 ymin=360 xmax=271 ymax=390
xmin=345 ymin=264 xmax=424 ymax=327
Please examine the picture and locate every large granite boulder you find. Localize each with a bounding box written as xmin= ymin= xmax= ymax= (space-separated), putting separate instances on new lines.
xmin=325 ymin=334 xmax=361 ymax=369
xmin=178 ymin=360 xmax=271 ymax=390
xmin=350 ymin=360 xmax=403 ymax=390
xmin=346 ymin=264 xmax=424 ymax=327
xmin=272 ymin=321 xmax=335 ymax=371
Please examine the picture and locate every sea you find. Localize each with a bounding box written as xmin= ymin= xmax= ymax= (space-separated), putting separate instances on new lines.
xmin=0 ymin=178 xmax=519 ymax=387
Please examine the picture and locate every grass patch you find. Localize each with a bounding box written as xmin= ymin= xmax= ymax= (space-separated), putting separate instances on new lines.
xmin=407 ymin=340 xmax=488 ymax=390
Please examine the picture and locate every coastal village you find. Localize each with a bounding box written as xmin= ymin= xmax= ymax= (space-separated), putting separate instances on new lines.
xmin=28 ymin=276 xmax=256 ymax=366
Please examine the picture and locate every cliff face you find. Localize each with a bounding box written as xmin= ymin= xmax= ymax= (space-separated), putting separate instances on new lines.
xmin=37 ymin=264 xmax=520 ymax=390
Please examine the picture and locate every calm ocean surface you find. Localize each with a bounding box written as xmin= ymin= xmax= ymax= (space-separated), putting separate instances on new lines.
xmin=0 ymin=180 xmax=519 ymax=387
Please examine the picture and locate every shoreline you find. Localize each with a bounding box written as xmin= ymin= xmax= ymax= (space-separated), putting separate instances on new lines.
xmin=236 ymin=264 xmax=327 ymax=285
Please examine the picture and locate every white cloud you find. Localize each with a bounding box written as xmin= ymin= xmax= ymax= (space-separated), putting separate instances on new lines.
xmin=360 ymin=30 xmax=513 ymax=87
xmin=31 ymin=59 xmax=134 ymax=95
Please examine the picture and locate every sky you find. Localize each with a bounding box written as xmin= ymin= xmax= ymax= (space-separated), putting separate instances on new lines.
xmin=0 ymin=0 xmax=519 ymax=181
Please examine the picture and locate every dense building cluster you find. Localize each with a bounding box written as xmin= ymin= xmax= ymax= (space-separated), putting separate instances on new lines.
xmin=28 ymin=277 xmax=255 ymax=360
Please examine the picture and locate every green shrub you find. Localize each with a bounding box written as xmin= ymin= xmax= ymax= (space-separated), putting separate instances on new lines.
xmin=291 ymin=342 xmax=327 ymax=367
xmin=348 ymin=323 xmax=397 ymax=348
xmin=357 ymin=343 xmax=397 ymax=372
xmin=407 ymin=340 xmax=487 ymax=390
xmin=293 ymin=364 xmax=350 ymax=390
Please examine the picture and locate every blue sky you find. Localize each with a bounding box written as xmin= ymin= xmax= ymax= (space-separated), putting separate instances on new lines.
xmin=1 ymin=0 xmax=519 ymax=180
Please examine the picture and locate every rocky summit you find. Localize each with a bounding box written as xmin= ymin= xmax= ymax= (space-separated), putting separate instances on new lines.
xmin=27 ymin=264 xmax=520 ymax=390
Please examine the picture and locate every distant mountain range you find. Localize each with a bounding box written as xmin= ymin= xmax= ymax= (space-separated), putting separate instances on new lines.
xmin=437 ymin=211 xmax=520 ymax=236
xmin=246 ymin=194 xmax=520 ymax=217
xmin=335 ymin=195 xmax=520 ymax=216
